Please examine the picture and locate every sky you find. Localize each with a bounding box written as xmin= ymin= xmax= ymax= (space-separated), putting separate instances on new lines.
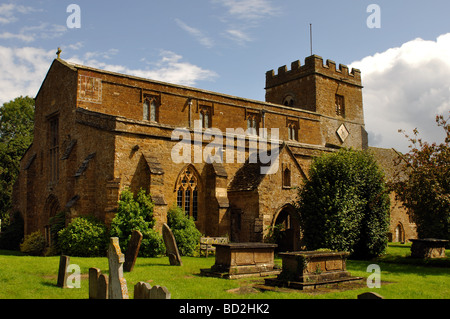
xmin=0 ymin=0 xmax=449 ymax=153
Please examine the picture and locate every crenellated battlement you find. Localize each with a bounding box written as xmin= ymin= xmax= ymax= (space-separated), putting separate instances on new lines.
xmin=266 ymin=55 xmax=362 ymax=89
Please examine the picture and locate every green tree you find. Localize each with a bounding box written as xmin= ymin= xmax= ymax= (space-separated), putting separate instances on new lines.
xmin=0 ymin=96 xmax=34 ymax=221
xmin=297 ymin=148 xmax=390 ymax=258
xmin=110 ymin=188 xmax=165 ymax=257
xmin=391 ymin=114 xmax=449 ymax=241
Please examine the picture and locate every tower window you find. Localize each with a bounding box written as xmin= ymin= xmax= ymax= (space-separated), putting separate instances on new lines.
xmin=283 ymin=95 xmax=295 ymax=107
xmin=335 ymin=94 xmax=345 ymax=117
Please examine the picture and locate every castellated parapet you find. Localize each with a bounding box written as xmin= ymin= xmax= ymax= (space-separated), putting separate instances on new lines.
xmin=265 ymin=55 xmax=362 ymax=89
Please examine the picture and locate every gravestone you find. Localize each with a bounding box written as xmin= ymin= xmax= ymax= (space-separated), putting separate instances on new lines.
xmin=98 ymin=274 xmax=109 ymax=299
xmin=134 ymin=282 xmax=171 ymax=299
xmin=358 ymin=292 xmax=384 ymax=299
xmin=124 ymin=230 xmax=143 ymax=272
xmin=162 ymin=223 xmax=182 ymax=266
xmin=89 ymin=267 xmax=109 ymax=299
xmin=108 ymin=237 xmax=129 ymax=299
xmin=57 ymin=255 xmax=70 ymax=288
xmin=89 ymin=267 xmax=100 ymax=299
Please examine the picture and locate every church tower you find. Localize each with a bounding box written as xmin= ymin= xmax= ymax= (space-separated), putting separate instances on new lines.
xmin=265 ymin=55 xmax=368 ymax=149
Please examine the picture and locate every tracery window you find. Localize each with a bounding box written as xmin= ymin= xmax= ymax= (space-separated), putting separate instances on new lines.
xmin=176 ymin=166 xmax=199 ymax=221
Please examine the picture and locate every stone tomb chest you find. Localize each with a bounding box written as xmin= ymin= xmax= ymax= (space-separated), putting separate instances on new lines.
xmin=265 ymin=251 xmax=362 ymax=290
xmin=200 ymin=243 xmax=280 ymax=279
xmin=410 ymin=238 xmax=449 ymax=258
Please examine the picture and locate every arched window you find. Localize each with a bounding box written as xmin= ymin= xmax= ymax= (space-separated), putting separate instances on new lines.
xmin=283 ymin=167 xmax=291 ymax=188
xmin=283 ymin=95 xmax=295 ymax=107
xmin=175 ymin=166 xmax=199 ymax=220
xmin=143 ymin=97 xmax=158 ymax=122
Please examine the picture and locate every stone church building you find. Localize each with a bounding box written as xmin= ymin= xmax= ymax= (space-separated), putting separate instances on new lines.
xmin=12 ymin=54 xmax=416 ymax=250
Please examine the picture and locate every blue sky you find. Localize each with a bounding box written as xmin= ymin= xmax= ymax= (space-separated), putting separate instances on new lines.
xmin=1 ymin=0 xmax=450 ymax=152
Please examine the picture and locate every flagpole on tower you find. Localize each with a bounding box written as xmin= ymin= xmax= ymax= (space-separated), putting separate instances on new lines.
xmin=310 ymin=23 xmax=313 ymax=56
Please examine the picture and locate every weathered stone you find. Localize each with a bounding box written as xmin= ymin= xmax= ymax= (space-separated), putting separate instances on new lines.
xmin=98 ymin=274 xmax=109 ymax=299
xmin=108 ymin=237 xmax=129 ymax=299
xmin=358 ymin=292 xmax=384 ymax=299
xmin=162 ymin=223 xmax=182 ymax=266
xmin=89 ymin=267 xmax=109 ymax=299
xmin=124 ymin=230 xmax=143 ymax=272
xmin=57 ymin=255 xmax=70 ymax=288
xmin=201 ymin=242 xmax=280 ymax=279
xmin=410 ymin=238 xmax=449 ymax=259
xmin=265 ymin=250 xmax=363 ymax=290
xmin=134 ymin=282 xmax=171 ymax=299
xmin=89 ymin=267 xmax=101 ymax=299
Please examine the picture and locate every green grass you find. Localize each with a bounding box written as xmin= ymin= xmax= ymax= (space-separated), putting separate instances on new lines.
xmin=0 ymin=243 xmax=448 ymax=299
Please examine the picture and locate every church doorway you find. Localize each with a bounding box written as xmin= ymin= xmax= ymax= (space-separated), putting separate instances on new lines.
xmin=271 ymin=204 xmax=301 ymax=252
xmin=394 ymin=223 xmax=405 ymax=243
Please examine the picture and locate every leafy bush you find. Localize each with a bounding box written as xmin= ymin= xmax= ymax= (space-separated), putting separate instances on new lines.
xmin=297 ymin=148 xmax=390 ymax=258
xmin=110 ymin=188 xmax=165 ymax=257
xmin=20 ymin=231 xmax=46 ymax=256
xmin=58 ymin=217 xmax=108 ymax=257
xmin=167 ymin=205 xmax=201 ymax=256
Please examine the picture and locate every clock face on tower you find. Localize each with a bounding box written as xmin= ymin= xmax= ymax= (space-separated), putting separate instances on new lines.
xmin=337 ymin=124 xmax=349 ymax=143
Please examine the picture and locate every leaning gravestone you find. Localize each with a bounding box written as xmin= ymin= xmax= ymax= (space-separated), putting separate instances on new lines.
xmin=124 ymin=230 xmax=143 ymax=272
xmin=57 ymin=255 xmax=70 ymax=288
xmin=108 ymin=237 xmax=129 ymax=299
xmin=162 ymin=223 xmax=182 ymax=266
xmin=134 ymin=282 xmax=171 ymax=299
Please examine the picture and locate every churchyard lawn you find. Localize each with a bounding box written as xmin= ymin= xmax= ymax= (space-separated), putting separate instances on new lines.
xmin=0 ymin=243 xmax=448 ymax=299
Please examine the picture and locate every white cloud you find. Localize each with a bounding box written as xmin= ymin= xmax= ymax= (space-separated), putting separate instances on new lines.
xmin=175 ymin=18 xmax=214 ymax=48
xmin=0 ymin=46 xmax=54 ymax=105
xmin=68 ymin=49 xmax=218 ymax=87
xmin=0 ymin=3 xmax=38 ymax=24
xmin=212 ymin=0 xmax=279 ymax=45
xmin=224 ymin=29 xmax=252 ymax=46
xmin=351 ymin=33 xmax=450 ymax=153
xmin=0 ymin=22 xmax=67 ymax=42
xmin=213 ymin=0 xmax=280 ymax=20
xmin=0 ymin=47 xmax=217 ymax=106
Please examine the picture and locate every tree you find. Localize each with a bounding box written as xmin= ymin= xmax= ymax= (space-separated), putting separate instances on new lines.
xmin=297 ymin=148 xmax=390 ymax=258
xmin=391 ymin=114 xmax=449 ymax=241
xmin=109 ymin=188 xmax=165 ymax=257
xmin=0 ymin=96 xmax=34 ymax=221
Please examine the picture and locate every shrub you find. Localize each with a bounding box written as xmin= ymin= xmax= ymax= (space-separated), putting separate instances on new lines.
xmin=167 ymin=205 xmax=201 ymax=256
xmin=58 ymin=216 xmax=108 ymax=257
xmin=297 ymin=148 xmax=390 ymax=258
xmin=110 ymin=188 xmax=165 ymax=257
xmin=20 ymin=231 xmax=46 ymax=256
